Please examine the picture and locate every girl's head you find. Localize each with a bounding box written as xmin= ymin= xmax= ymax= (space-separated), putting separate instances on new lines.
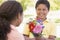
xmin=0 ymin=1 xmax=23 ymax=40
xmin=35 ymin=0 xmax=50 ymax=20
xmin=0 ymin=1 xmax=23 ymax=26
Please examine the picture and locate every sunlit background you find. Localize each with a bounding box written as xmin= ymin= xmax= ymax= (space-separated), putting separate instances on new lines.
xmin=0 ymin=0 xmax=60 ymax=40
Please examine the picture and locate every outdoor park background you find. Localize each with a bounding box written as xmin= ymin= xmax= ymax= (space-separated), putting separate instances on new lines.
xmin=0 ymin=0 xmax=60 ymax=40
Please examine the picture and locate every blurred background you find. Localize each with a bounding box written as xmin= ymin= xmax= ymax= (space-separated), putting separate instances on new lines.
xmin=0 ymin=0 xmax=60 ymax=40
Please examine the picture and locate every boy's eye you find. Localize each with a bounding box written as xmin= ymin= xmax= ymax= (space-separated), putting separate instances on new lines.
xmin=38 ymin=9 xmax=41 ymax=10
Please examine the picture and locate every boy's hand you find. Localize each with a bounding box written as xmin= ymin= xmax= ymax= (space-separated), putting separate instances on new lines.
xmin=48 ymin=35 xmax=56 ymax=40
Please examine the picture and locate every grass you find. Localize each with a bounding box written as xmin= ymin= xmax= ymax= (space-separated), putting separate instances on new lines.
xmin=56 ymin=38 xmax=60 ymax=40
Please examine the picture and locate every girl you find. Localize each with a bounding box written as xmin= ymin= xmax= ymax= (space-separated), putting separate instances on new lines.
xmin=0 ymin=1 xmax=24 ymax=40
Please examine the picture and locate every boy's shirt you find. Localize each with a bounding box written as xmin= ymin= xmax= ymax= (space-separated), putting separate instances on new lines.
xmin=23 ymin=18 xmax=56 ymax=38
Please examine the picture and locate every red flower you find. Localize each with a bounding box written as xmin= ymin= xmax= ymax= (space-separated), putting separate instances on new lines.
xmin=29 ymin=22 xmax=35 ymax=32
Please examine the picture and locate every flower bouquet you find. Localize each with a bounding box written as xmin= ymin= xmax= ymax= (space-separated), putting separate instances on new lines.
xmin=28 ymin=18 xmax=44 ymax=37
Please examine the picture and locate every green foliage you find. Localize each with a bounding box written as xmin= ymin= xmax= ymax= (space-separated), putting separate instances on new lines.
xmin=24 ymin=15 xmax=33 ymax=18
xmin=20 ymin=0 xmax=33 ymax=10
xmin=0 ymin=0 xmax=5 ymax=5
xmin=0 ymin=0 xmax=2 ymax=2
xmin=49 ymin=0 xmax=60 ymax=10
xmin=55 ymin=19 xmax=60 ymax=23
xmin=20 ymin=0 xmax=60 ymax=10
xmin=0 ymin=0 xmax=2 ymax=5
xmin=0 ymin=0 xmax=60 ymax=10
xmin=56 ymin=38 xmax=60 ymax=40
xmin=19 ymin=0 xmax=60 ymax=10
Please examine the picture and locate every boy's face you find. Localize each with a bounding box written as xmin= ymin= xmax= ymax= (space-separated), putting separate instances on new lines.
xmin=36 ymin=4 xmax=49 ymax=19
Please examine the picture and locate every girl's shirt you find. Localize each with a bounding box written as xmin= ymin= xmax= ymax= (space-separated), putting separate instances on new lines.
xmin=7 ymin=25 xmax=25 ymax=40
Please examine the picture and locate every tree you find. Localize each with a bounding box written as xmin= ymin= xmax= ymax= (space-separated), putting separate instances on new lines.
xmin=48 ymin=0 xmax=60 ymax=10
xmin=17 ymin=0 xmax=34 ymax=10
xmin=0 ymin=0 xmax=2 ymax=5
xmin=1 ymin=0 xmax=60 ymax=10
xmin=8 ymin=0 xmax=16 ymax=1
